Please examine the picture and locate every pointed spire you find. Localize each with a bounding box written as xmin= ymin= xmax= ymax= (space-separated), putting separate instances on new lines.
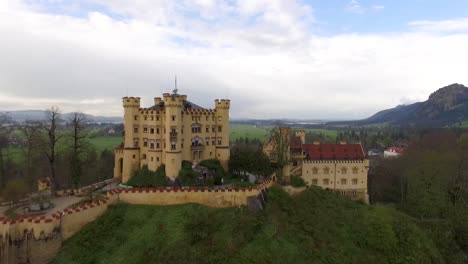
xmin=173 ymin=75 xmax=178 ymax=95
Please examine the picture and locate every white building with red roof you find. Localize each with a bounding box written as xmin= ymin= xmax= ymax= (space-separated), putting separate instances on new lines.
xmin=383 ymin=147 xmax=404 ymax=158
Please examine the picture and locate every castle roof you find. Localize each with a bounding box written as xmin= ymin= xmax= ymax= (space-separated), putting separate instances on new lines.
xmin=303 ymin=143 xmax=365 ymax=160
xmin=148 ymin=100 xmax=206 ymax=111
xmin=290 ymin=136 xmax=302 ymax=149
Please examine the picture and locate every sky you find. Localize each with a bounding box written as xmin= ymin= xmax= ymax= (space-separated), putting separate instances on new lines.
xmin=1 ymin=0 xmax=468 ymax=120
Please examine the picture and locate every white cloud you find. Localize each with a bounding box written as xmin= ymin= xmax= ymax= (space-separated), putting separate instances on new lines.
xmin=372 ymin=5 xmax=385 ymax=11
xmin=0 ymin=1 xmax=467 ymax=120
xmin=409 ymin=18 xmax=468 ymax=32
xmin=346 ymin=0 xmax=364 ymax=14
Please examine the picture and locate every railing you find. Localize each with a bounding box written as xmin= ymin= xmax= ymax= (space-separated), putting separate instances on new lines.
xmin=191 ymin=144 xmax=204 ymax=151
xmin=169 ymin=132 xmax=178 ymax=141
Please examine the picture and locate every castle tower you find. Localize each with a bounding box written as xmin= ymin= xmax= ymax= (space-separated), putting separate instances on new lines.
xmin=120 ymin=97 xmax=141 ymax=183
xmin=215 ymin=99 xmax=230 ymax=171
xmin=279 ymin=127 xmax=292 ymax=183
xmin=163 ymin=92 xmax=183 ymax=179
xmin=295 ymin=130 xmax=306 ymax=144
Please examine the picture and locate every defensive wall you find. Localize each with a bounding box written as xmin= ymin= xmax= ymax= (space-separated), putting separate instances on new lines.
xmin=0 ymin=178 xmax=273 ymax=264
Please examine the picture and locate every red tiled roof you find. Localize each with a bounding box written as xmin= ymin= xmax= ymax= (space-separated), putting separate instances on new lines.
xmin=385 ymin=147 xmax=404 ymax=154
xmin=290 ymin=136 xmax=302 ymax=149
xmin=303 ymin=143 xmax=365 ymax=160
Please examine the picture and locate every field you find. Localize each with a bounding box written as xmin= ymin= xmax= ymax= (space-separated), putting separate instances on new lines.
xmin=53 ymin=186 xmax=442 ymax=264
xmin=89 ymin=136 xmax=123 ymax=152
xmin=229 ymin=124 xmax=272 ymax=142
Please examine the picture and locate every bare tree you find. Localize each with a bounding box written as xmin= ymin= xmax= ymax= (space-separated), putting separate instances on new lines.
xmin=43 ymin=106 xmax=62 ymax=195
xmin=20 ymin=120 xmax=43 ymax=189
xmin=69 ymin=112 xmax=90 ymax=187
xmin=0 ymin=112 xmax=13 ymax=188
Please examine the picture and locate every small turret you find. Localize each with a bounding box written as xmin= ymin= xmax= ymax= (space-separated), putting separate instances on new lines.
xmin=295 ymin=130 xmax=306 ymax=144
xmin=123 ymin=97 xmax=141 ymax=108
xmin=215 ymin=99 xmax=230 ymax=110
xmin=154 ymin=97 xmax=162 ymax=105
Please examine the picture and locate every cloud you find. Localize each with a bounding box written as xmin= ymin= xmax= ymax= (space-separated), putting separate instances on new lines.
xmin=0 ymin=1 xmax=467 ymax=120
xmin=409 ymin=18 xmax=468 ymax=33
xmin=372 ymin=5 xmax=385 ymax=11
xmin=346 ymin=0 xmax=365 ymax=14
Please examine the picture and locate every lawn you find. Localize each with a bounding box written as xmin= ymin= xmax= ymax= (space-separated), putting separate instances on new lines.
xmin=89 ymin=136 xmax=123 ymax=152
xmin=304 ymin=128 xmax=337 ymax=139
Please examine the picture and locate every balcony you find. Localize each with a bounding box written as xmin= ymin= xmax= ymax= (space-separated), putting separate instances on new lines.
xmin=191 ymin=144 xmax=204 ymax=151
xmin=169 ymin=132 xmax=178 ymax=141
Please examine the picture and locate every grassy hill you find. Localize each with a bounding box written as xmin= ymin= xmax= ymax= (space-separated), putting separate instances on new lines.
xmin=53 ymin=186 xmax=443 ymax=264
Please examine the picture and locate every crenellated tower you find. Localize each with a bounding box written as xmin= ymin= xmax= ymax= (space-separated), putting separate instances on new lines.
xmin=163 ymin=92 xmax=184 ymax=179
xmin=215 ymin=99 xmax=230 ymax=171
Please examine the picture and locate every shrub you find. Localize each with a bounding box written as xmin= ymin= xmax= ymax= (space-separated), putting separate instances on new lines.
xmin=126 ymin=165 xmax=167 ymax=187
xmin=290 ymin=176 xmax=306 ymax=187
xmin=2 ymin=179 xmax=27 ymax=201
xmin=199 ymin=159 xmax=225 ymax=178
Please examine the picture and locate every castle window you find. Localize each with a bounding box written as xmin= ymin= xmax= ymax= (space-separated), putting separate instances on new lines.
xmin=143 ymin=138 xmax=148 ymax=147
xmin=341 ymin=179 xmax=347 ymax=185
xmin=218 ymin=116 xmax=222 ymax=121
xmin=144 ymin=115 xmax=147 ymax=121
xmin=341 ymin=191 xmax=346 ymax=196
xmin=210 ymin=152 xmax=212 ymax=156
xmin=218 ymin=126 xmax=222 ymax=132
xmin=206 ymin=116 xmax=209 ymax=121
xmin=191 ymin=124 xmax=201 ymax=133
xmin=181 ymin=139 xmax=184 ymax=148
xmin=157 ymin=157 xmax=160 ymax=162
xmin=217 ymin=137 xmax=222 ymax=145
xmin=134 ymin=127 xmax=139 ymax=133
xmin=205 ymin=137 xmax=210 ymax=146
xmin=151 ymin=157 xmax=153 ymax=161
xmin=143 ymin=127 xmax=148 ymax=133
xmin=352 ymin=190 xmax=357 ymax=196
xmin=323 ymin=167 xmax=330 ymax=175
xmin=323 ymin=179 xmax=329 ymax=185
xmin=132 ymin=155 xmax=136 ymax=159
xmin=133 ymin=139 xmax=139 ymax=147
xmin=352 ymin=167 xmax=358 ymax=174
xmin=312 ymin=179 xmax=318 ymax=185
xmin=151 ymin=116 xmax=154 ymax=121
xmin=172 ymin=115 xmax=176 ymax=121
xmin=134 ymin=115 xmax=138 ymax=121
xmin=212 ymin=116 xmax=215 ymax=121
xmin=150 ymin=139 xmax=155 ymax=149
xmin=341 ymin=167 xmax=347 ymax=174
xmin=206 ymin=127 xmax=209 ymax=133
xmin=156 ymin=116 xmax=160 ymax=121
xmin=212 ymin=126 xmax=215 ymax=133
xmin=312 ymin=167 xmax=318 ymax=174
xmin=352 ymin=179 xmax=358 ymax=185
xmin=156 ymin=128 xmax=160 ymax=134
xmin=150 ymin=128 xmax=154 ymax=134
xmin=212 ymin=137 xmax=216 ymax=145
xmin=171 ymin=142 xmax=176 ymax=150
xmin=156 ymin=140 xmax=160 ymax=149
xmin=142 ymin=154 xmax=147 ymax=159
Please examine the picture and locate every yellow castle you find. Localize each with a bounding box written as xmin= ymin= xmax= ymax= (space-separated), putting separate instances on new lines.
xmin=114 ymin=89 xmax=230 ymax=183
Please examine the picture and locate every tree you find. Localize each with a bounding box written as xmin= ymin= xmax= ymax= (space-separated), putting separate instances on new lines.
xmin=43 ymin=106 xmax=62 ymax=195
xmin=19 ymin=120 xmax=43 ymax=189
xmin=271 ymin=127 xmax=290 ymax=183
xmin=68 ymin=112 xmax=90 ymax=187
xmin=0 ymin=112 xmax=12 ymax=189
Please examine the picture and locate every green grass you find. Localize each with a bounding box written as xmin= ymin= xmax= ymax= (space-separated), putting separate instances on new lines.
xmin=230 ymin=124 xmax=271 ymax=142
xmin=89 ymin=136 xmax=123 ymax=152
xmin=53 ymin=186 xmax=442 ymax=264
xmin=304 ymin=128 xmax=337 ymax=139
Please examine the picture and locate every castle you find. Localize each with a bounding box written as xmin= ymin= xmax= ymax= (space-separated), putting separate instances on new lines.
xmin=114 ymin=89 xmax=230 ymax=183
xmin=264 ymin=128 xmax=369 ymax=203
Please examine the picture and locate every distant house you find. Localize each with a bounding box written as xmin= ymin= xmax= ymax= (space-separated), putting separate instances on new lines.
xmin=368 ymin=149 xmax=382 ymax=157
xmin=107 ymin=129 xmax=116 ymax=135
xmin=384 ymin=147 xmax=404 ymax=158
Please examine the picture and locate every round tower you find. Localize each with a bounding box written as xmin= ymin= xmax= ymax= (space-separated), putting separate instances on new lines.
xmin=163 ymin=92 xmax=183 ymax=179
xmin=215 ymin=99 xmax=230 ymax=171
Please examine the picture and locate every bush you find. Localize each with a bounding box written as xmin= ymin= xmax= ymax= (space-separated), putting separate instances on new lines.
xmin=178 ymin=161 xmax=200 ymax=186
xmin=126 ymin=165 xmax=167 ymax=187
xmin=199 ymin=159 xmax=225 ymax=178
xmin=290 ymin=176 xmax=306 ymax=187
xmin=2 ymin=179 xmax=27 ymax=201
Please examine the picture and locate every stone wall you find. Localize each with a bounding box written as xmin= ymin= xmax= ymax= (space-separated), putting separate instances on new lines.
xmin=0 ymin=178 xmax=273 ymax=264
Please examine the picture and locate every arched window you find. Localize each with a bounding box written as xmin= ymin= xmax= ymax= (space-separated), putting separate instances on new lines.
xmin=323 ymin=167 xmax=330 ymax=175
xmin=352 ymin=167 xmax=359 ymax=174
xmin=191 ymin=124 xmax=201 ymax=133
xmin=341 ymin=167 xmax=347 ymax=174
xmin=312 ymin=167 xmax=318 ymax=174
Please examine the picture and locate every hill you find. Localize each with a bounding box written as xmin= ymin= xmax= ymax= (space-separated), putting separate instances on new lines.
xmin=329 ymin=83 xmax=468 ymax=127
xmin=53 ymin=186 xmax=442 ymax=264
xmin=1 ymin=110 xmax=123 ymax=123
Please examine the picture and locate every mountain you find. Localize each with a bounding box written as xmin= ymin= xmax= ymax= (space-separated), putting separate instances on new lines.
xmin=329 ymin=83 xmax=468 ymax=127
xmin=1 ymin=110 xmax=123 ymax=123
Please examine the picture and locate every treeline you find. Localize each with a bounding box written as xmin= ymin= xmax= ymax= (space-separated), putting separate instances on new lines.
xmin=0 ymin=109 xmax=118 ymax=201
xmin=370 ymin=130 xmax=468 ymax=263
